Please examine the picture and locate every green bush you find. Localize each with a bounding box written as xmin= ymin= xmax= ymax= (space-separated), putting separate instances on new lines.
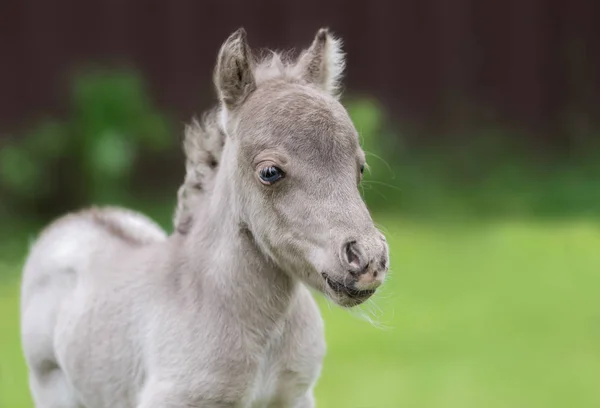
xmin=0 ymin=69 xmax=173 ymax=218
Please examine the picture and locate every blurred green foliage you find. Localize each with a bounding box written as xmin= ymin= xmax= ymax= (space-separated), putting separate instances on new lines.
xmin=344 ymin=97 xmax=600 ymax=218
xmin=0 ymin=70 xmax=173 ymax=217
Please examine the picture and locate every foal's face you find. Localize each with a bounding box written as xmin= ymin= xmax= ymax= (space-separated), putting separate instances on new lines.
xmin=235 ymin=85 xmax=389 ymax=306
xmin=215 ymin=28 xmax=389 ymax=307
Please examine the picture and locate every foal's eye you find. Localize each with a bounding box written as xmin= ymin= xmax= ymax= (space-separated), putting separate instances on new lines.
xmin=360 ymin=164 xmax=365 ymax=175
xmin=259 ymin=166 xmax=285 ymax=185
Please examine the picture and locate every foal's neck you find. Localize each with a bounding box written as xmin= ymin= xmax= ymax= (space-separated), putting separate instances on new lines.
xmin=179 ymin=172 xmax=298 ymax=330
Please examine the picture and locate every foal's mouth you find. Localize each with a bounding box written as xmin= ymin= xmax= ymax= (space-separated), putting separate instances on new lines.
xmin=321 ymin=273 xmax=376 ymax=300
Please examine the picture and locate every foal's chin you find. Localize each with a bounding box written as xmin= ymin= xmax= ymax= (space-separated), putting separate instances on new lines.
xmin=326 ymin=290 xmax=375 ymax=308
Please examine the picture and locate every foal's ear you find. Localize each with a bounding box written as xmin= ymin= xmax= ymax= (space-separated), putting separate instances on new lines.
xmin=294 ymin=28 xmax=346 ymax=98
xmin=214 ymin=28 xmax=256 ymax=109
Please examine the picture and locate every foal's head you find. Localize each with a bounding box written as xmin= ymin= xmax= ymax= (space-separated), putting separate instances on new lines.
xmin=214 ymin=28 xmax=389 ymax=307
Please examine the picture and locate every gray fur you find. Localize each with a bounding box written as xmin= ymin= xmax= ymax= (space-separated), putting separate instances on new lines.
xmin=20 ymin=28 xmax=389 ymax=408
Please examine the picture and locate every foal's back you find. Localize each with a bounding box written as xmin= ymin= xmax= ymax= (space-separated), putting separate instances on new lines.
xmin=20 ymin=207 xmax=166 ymax=408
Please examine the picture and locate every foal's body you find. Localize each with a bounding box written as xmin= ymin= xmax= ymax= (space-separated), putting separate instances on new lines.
xmin=21 ymin=28 xmax=389 ymax=407
xmin=22 ymin=208 xmax=323 ymax=407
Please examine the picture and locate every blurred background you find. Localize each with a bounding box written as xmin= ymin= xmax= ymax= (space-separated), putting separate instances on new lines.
xmin=0 ymin=1 xmax=599 ymax=407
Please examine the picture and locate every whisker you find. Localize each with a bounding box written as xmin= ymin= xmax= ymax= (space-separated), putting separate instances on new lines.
xmin=361 ymin=180 xmax=403 ymax=193
xmin=364 ymin=151 xmax=396 ymax=179
xmin=351 ymin=304 xmax=393 ymax=331
xmin=373 ymin=222 xmax=391 ymax=236
xmin=361 ymin=185 xmax=389 ymax=202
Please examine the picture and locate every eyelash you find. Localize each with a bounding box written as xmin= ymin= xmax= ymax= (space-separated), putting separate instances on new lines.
xmin=259 ymin=166 xmax=285 ymax=185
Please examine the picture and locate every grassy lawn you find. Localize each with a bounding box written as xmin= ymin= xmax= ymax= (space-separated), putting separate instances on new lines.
xmin=1 ymin=216 xmax=599 ymax=407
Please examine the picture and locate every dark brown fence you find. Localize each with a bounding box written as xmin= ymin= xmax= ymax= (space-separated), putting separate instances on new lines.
xmin=1 ymin=0 xmax=599 ymax=148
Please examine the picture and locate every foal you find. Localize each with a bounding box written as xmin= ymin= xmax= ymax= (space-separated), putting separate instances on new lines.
xmin=21 ymin=28 xmax=389 ymax=408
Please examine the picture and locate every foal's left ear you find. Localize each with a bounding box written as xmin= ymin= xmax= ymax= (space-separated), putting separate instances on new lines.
xmin=294 ymin=28 xmax=346 ymax=98
xmin=214 ymin=28 xmax=256 ymax=110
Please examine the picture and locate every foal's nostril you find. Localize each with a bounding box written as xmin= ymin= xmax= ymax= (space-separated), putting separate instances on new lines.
xmin=344 ymin=241 xmax=360 ymax=267
xmin=343 ymin=241 xmax=363 ymax=271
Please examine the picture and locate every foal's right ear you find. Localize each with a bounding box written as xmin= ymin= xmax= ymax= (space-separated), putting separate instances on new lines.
xmin=214 ymin=28 xmax=256 ymax=110
xmin=294 ymin=28 xmax=346 ymax=98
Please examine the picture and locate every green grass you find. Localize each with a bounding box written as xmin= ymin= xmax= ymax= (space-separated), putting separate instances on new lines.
xmin=1 ymin=216 xmax=599 ymax=407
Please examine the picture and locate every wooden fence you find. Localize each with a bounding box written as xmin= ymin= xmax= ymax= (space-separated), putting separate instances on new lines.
xmin=1 ymin=0 xmax=599 ymax=148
